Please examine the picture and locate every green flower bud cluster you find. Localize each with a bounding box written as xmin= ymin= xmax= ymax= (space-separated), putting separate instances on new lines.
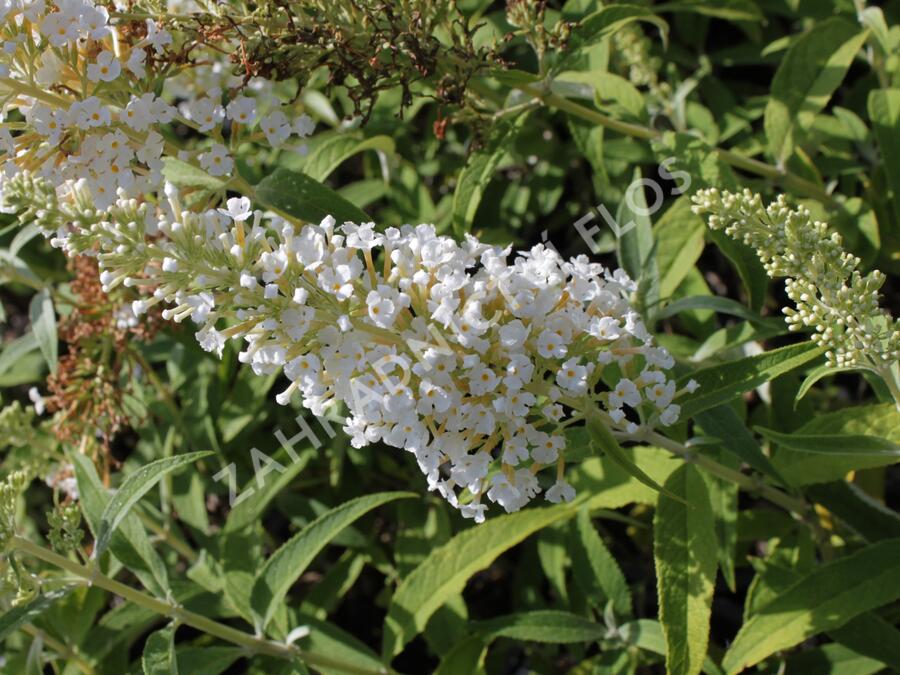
xmin=47 ymin=503 xmax=83 ymax=554
xmin=692 ymin=188 xmax=900 ymax=372
xmin=0 ymin=171 xmax=101 ymax=241
xmin=0 ymin=471 xmax=28 ymax=550
xmin=0 ymin=171 xmax=61 ymax=234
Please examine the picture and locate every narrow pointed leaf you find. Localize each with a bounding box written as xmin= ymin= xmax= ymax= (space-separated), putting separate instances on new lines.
xmin=654 ymin=464 xmax=718 ymax=675
xmin=251 ymin=491 xmax=415 ymax=632
xmin=93 ymin=451 xmax=212 ymax=560
xmin=256 ymin=167 xmax=370 ymax=224
xmin=677 ymin=342 xmax=824 ymax=419
xmin=382 ymin=504 xmax=574 ymax=658
xmin=723 ymin=539 xmax=900 ymax=674
xmin=471 ymin=610 xmax=605 ymax=643
xmin=755 ymin=426 xmax=900 ymax=457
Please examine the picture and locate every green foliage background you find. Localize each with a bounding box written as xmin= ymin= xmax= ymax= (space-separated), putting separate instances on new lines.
xmin=1 ymin=1 xmax=900 ymax=674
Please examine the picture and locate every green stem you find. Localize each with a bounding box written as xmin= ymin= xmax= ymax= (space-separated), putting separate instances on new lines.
xmin=875 ymin=363 xmax=900 ymax=411
xmin=517 ymin=83 xmax=838 ymax=206
xmin=644 ymin=431 xmax=810 ymax=516
xmin=9 ymin=537 xmax=392 ymax=675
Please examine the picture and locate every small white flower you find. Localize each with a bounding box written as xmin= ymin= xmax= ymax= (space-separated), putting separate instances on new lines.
xmin=545 ymin=479 xmax=576 ymax=503
xmin=609 ymin=378 xmax=641 ymax=409
xmin=218 ymin=196 xmax=253 ymax=222
xmin=28 ymin=387 xmax=45 ymax=415
xmin=226 ymin=96 xmax=256 ymax=125
xmin=199 ymin=144 xmax=233 ymax=176
xmin=87 ymin=51 xmax=121 ymax=82
xmin=293 ymin=113 xmax=315 ymax=137
xmin=556 ymin=357 xmax=589 ymax=394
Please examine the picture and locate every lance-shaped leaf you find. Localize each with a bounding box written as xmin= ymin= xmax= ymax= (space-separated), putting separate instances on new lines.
xmin=764 ymin=19 xmax=869 ymax=163
xmin=723 ymin=539 xmax=900 ymax=674
xmin=470 ymin=610 xmax=605 ymax=643
xmin=382 ymin=504 xmax=574 ymax=658
xmin=251 ymin=491 xmax=416 ymax=633
xmin=28 ymin=289 xmax=56 ymax=374
xmin=676 ymin=342 xmax=824 ymax=419
xmin=92 ymin=451 xmax=212 ymax=560
xmin=586 ymin=405 xmax=680 ymax=501
xmin=256 ymin=167 xmax=370 ymax=224
xmin=654 ymin=464 xmax=718 ymax=675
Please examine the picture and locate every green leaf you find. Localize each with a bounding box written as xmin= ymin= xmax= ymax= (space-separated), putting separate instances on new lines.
xmin=256 ymin=168 xmax=370 ymax=224
xmin=142 ymin=622 xmax=178 ymax=675
xmin=795 ymin=363 xmax=864 ymax=403
xmin=764 ymin=19 xmax=869 ymax=163
xmin=303 ymin=133 xmax=395 ymax=182
xmin=755 ymin=427 xmax=900 ymax=457
xmin=868 ymin=89 xmax=900 ymax=226
xmin=654 ymin=464 xmax=718 ymax=675
xmin=0 ymin=588 xmax=73 ymax=641
xmin=657 ymin=295 xmax=768 ymax=326
xmin=618 ymin=619 xmax=723 ymax=675
xmin=723 ymin=539 xmax=900 ymax=674
xmin=570 ymin=5 xmax=669 ymax=51
xmin=297 ymin=613 xmax=387 ymax=674
xmin=0 ymin=333 xmax=39 ymax=377
xmin=28 ymin=289 xmax=56 ymax=374
xmin=223 ymin=448 xmax=313 ymax=533
xmin=616 ymin=168 xmax=658 ymax=310
xmin=570 ymin=508 xmax=632 ymax=617
xmin=694 ymin=406 xmax=785 ymax=484
xmin=471 ymin=610 xmax=605 ymax=643
xmin=72 ymin=454 xmax=170 ymax=597
xmin=784 ymin=643 xmax=887 ymax=675
xmin=807 ymin=481 xmax=900 ymax=543
xmin=162 ymin=157 xmax=226 ymax=191
xmin=381 ymin=504 xmax=575 ymax=658
xmin=175 ymin=647 xmax=242 ymax=675
xmin=251 ymin=492 xmax=415 ymax=633
xmin=654 ymin=197 xmax=706 ymax=300
xmin=654 ymin=0 xmax=762 ymax=21
xmin=93 ymin=451 xmax=212 ymax=560
xmin=677 ymin=342 xmax=825 ymax=419
xmin=451 ymin=115 xmax=526 ymax=236
xmin=435 ymin=635 xmax=487 ymax=675
xmin=771 ymin=404 xmax=900 ymax=485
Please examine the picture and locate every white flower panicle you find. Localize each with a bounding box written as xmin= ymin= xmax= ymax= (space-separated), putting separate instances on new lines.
xmin=10 ymin=178 xmax=689 ymax=520
xmin=692 ymin=188 xmax=900 ymax=371
xmin=0 ymin=0 xmax=316 ymax=211
xmin=0 ymin=0 xmax=690 ymax=521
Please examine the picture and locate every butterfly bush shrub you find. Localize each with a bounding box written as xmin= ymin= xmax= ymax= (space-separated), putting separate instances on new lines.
xmin=0 ymin=0 xmax=898 ymax=674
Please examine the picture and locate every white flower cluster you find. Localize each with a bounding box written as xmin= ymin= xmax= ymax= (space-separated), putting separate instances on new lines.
xmin=692 ymin=188 xmax=900 ymax=371
xmin=20 ymin=183 xmax=688 ymax=520
xmin=0 ymin=0 xmax=314 ymax=211
xmin=0 ymin=0 xmax=691 ymax=520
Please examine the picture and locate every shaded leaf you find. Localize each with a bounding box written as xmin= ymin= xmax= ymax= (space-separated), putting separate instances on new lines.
xmin=256 ymin=168 xmax=370 ymax=224
xmin=251 ymin=492 xmax=415 ymax=632
xmin=722 ymin=539 xmax=900 ymax=674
